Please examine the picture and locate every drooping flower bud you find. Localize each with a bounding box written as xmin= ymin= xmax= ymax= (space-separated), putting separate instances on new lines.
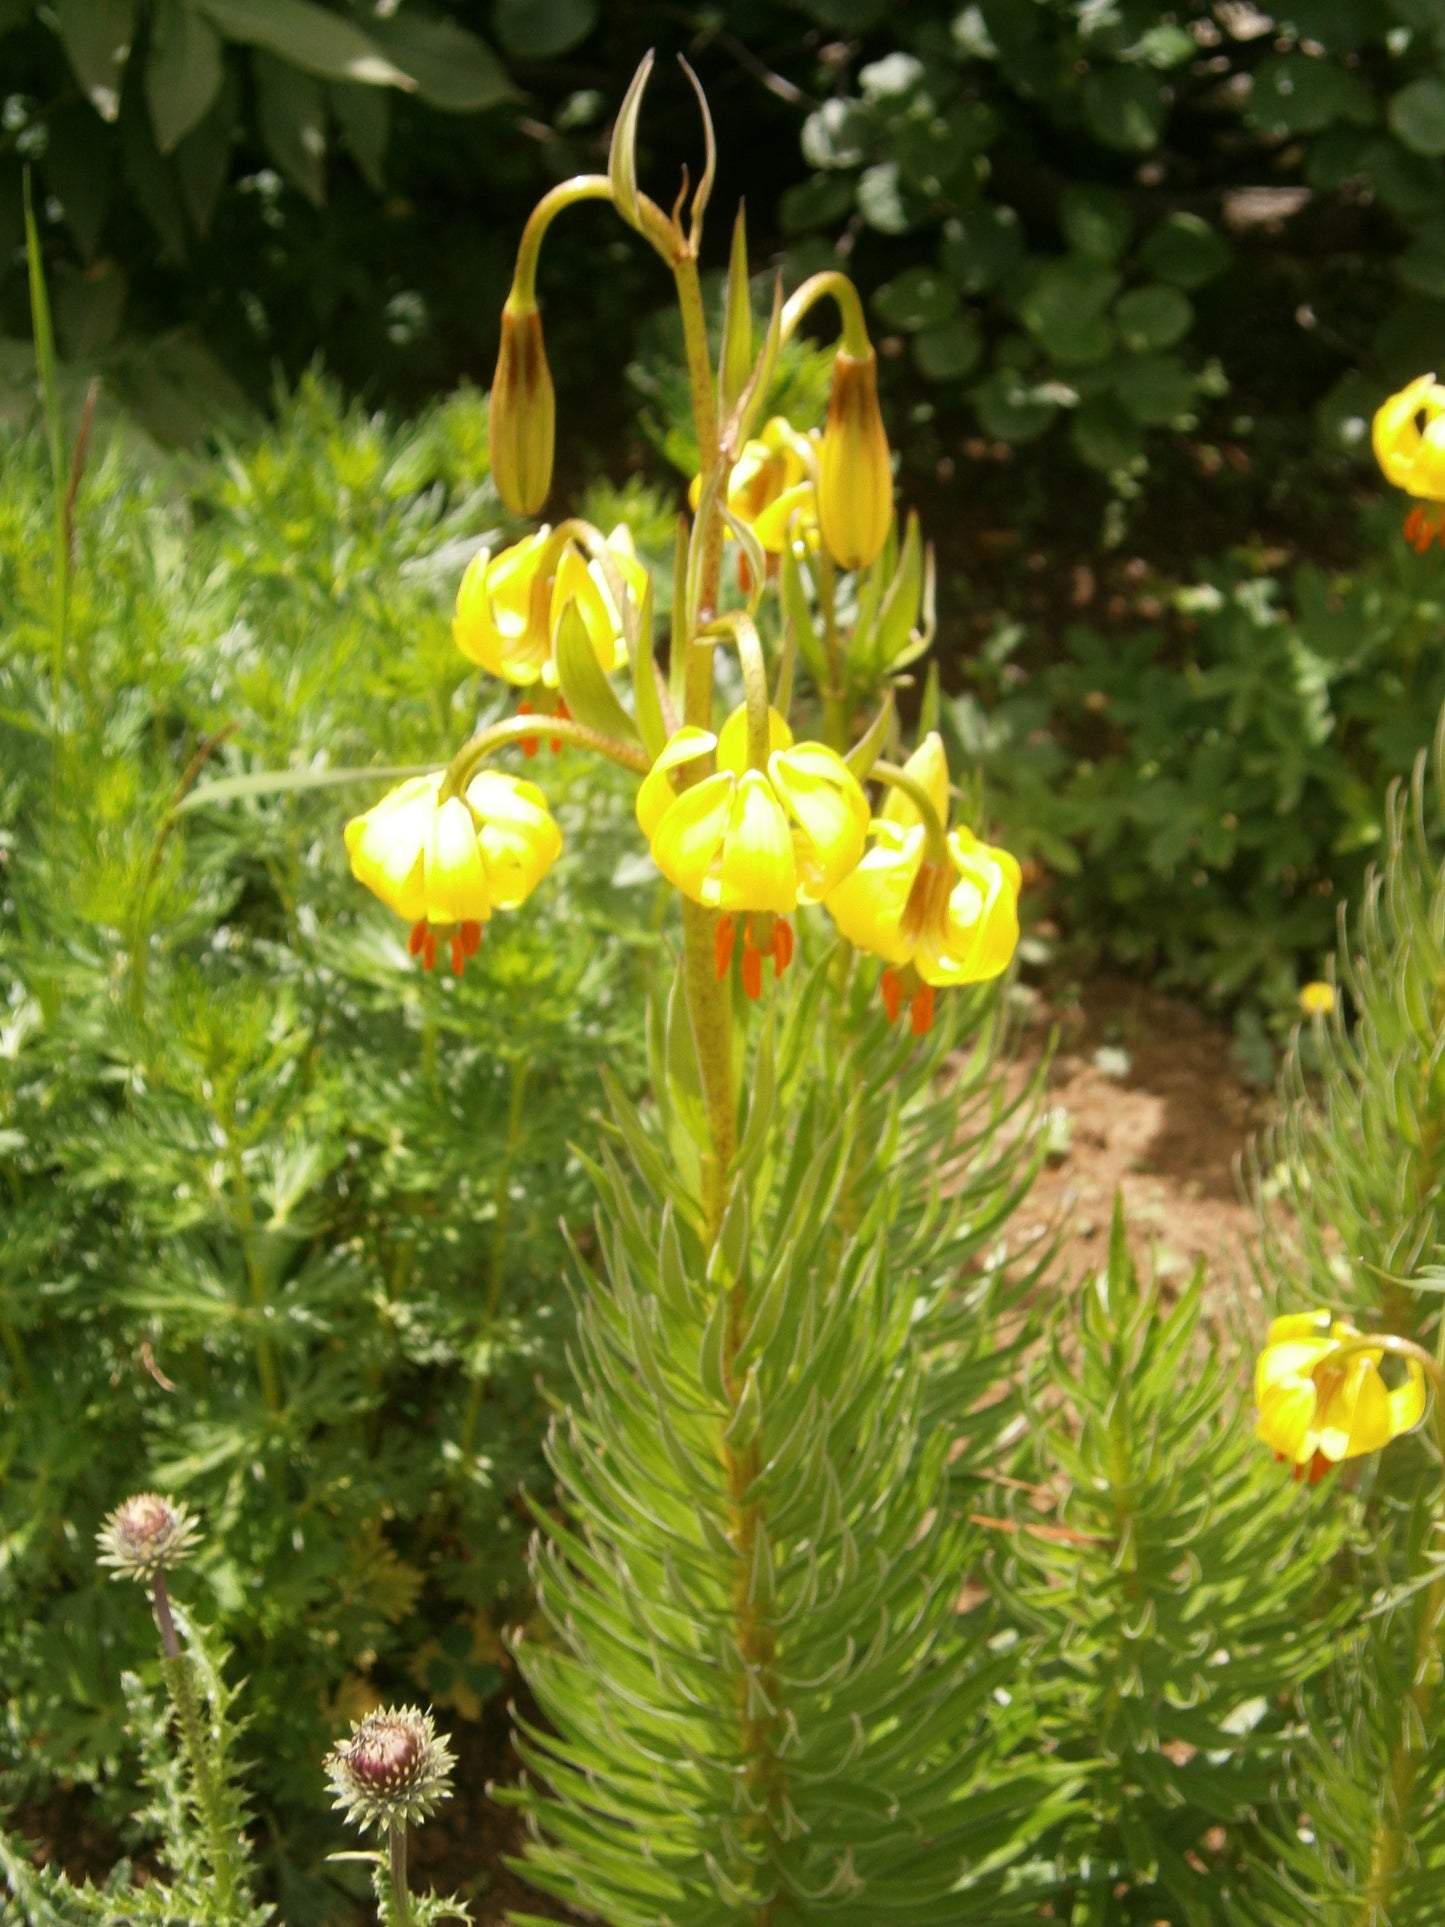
xmin=325 ymin=1705 xmax=456 ymax=1834
xmin=490 ymin=297 xmax=555 ymax=518
xmin=96 ymin=1492 xmax=201 ymax=1583
xmin=817 ymin=346 xmax=893 ymax=572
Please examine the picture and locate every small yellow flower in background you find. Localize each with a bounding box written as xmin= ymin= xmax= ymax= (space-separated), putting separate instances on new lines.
xmin=817 ymin=347 xmax=893 ymax=572
xmin=1299 ymin=980 xmax=1336 ymax=1017
xmin=1372 ymin=373 xmax=1445 ymax=552
xmin=345 ymin=769 xmax=562 ymax=976
xmin=489 ymin=297 xmax=556 ymax=518
xmin=636 ymin=705 xmax=868 ymax=997
xmin=825 ymin=734 xmax=1020 ymax=1035
xmin=691 ymin=417 xmax=819 ymax=578
xmin=1255 ymin=1310 xmax=1427 ymax=1485
xmin=453 ymin=525 xmax=645 ymax=689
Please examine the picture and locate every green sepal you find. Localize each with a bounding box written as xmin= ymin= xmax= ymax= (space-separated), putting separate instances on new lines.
xmin=608 ymin=52 xmax=652 ymax=235
xmin=707 ymin=1179 xmax=749 ymax=1290
xmin=554 ymin=599 xmax=639 ymax=745
xmin=917 ymin=658 xmax=941 ymax=737
xmin=868 ymin=508 xmax=926 ymax=672
xmin=719 ymin=203 xmax=752 ymax=419
xmin=628 ymin=573 xmax=667 ymax=761
xmin=781 ymin=535 xmax=829 ymax=692
xmin=697 ymin=1285 xmax=731 ymax=1410
xmin=845 ymin=691 xmax=895 ymax=779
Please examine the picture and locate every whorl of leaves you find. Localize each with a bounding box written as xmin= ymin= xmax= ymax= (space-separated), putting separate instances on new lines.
xmin=502 ymin=957 xmax=1069 ymax=1924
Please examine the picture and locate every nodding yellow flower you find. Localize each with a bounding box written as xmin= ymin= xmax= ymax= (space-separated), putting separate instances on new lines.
xmin=825 ymin=734 xmax=1020 ymax=1035
xmin=1299 ymin=980 xmax=1336 ymax=1017
xmin=1255 ymin=1310 xmax=1427 ymax=1485
xmin=490 ymin=298 xmax=555 ymax=518
xmin=817 ymin=346 xmax=893 ymax=572
xmin=453 ymin=525 xmax=645 ymax=689
xmin=636 ymin=705 xmax=868 ymax=997
xmin=1372 ymin=373 xmax=1445 ymax=551
xmin=691 ymin=417 xmax=819 ymax=564
xmin=345 ymin=769 xmax=561 ymax=976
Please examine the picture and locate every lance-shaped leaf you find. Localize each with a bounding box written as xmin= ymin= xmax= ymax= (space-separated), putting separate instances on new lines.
xmin=679 ymin=55 xmax=716 ymax=254
xmin=725 ymin=273 xmax=783 ymax=454
xmin=553 ymin=598 xmax=639 ymax=745
xmin=628 ymin=574 xmax=667 ymax=760
xmin=609 ymin=50 xmax=654 ymax=234
xmin=866 ymin=510 xmax=923 ymax=672
xmin=718 ymin=205 xmax=752 ymax=418
xmin=780 ymin=534 xmax=829 ymax=692
xmin=845 ymin=691 xmax=895 ymax=779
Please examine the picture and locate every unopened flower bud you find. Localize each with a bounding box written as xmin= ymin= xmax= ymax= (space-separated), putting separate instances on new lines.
xmin=490 ymin=298 xmax=555 ymax=518
xmin=817 ymin=346 xmax=893 ymax=572
xmin=96 ymin=1493 xmax=201 ymax=1583
xmin=325 ymin=1705 xmax=456 ymax=1835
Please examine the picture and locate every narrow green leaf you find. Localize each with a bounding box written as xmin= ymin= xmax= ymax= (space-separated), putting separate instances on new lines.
xmin=844 ymin=692 xmax=894 ymax=779
xmin=608 ymin=51 xmax=653 ymax=232
xmin=718 ymin=203 xmax=752 ymax=417
xmin=178 ymin=762 xmax=437 ymax=812
xmin=55 ymin=0 xmax=135 ymax=120
xmin=554 ymin=599 xmax=640 ymax=745
xmin=196 ymin=0 xmax=410 ymax=86
xmin=629 ymin=574 xmax=667 ymax=760
xmin=146 ymin=0 xmax=224 ymax=152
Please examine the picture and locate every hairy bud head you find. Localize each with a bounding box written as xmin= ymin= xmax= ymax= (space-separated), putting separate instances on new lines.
xmin=325 ymin=1705 xmax=456 ymax=1834
xmin=96 ymin=1493 xmax=201 ymax=1583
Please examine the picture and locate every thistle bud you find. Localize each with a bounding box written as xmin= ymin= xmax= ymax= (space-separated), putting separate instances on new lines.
xmin=817 ymin=346 xmax=893 ymax=572
xmin=96 ymin=1492 xmax=201 ymax=1583
xmin=325 ymin=1705 xmax=456 ymax=1835
xmin=490 ymin=297 xmax=555 ymax=518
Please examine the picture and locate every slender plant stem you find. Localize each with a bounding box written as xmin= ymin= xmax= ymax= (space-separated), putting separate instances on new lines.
xmin=388 ymin=1821 xmax=413 ymax=1927
xmin=150 ymin=1568 xmax=181 ymax=1661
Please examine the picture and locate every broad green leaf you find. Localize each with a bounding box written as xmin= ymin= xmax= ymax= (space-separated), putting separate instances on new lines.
xmin=940 ymin=205 xmax=1025 ymax=294
xmin=912 ymin=316 xmax=981 ymax=381
xmin=857 ymin=160 xmax=912 ymax=234
xmin=1251 ymin=53 xmax=1373 ymax=136
xmin=1115 ymin=285 xmax=1193 ymax=353
xmin=1139 ymin=213 xmax=1232 ymax=289
xmin=368 ymin=11 xmax=513 ymax=112
xmin=973 ymin=370 xmax=1060 ymax=442
xmin=873 ymin=266 xmax=958 ymax=333
xmin=1059 ymin=184 xmax=1132 ymax=263
xmin=1082 ymin=67 xmax=1166 ymax=153
xmin=1116 ymin=352 xmax=1195 ymax=425
xmin=494 ymin=0 xmax=596 ymax=60
xmin=147 ymin=0 xmax=224 ymax=152
xmin=1390 ymin=77 xmax=1445 ymax=158
xmin=54 ymin=260 xmax=127 ymax=357
xmin=329 ymin=79 xmax=390 ymax=189
xmin=1071 ymin=395 xmax=1145 ymax=473
xmin=255 ymin=50 xmax=325 ymax=206
xmin=43 ymin=104 xmax=113 ymax=260
xmin=174 ymin=70 xmax=238 ymax=234
xmin=55 ymin=0 xmax=135 ymax=121
xmin=778 ymin=172 xmax=856 ymax=235
xmin=1020 ymin=262 xmax=1118 ymax=365
xmin=197 ymin=0 xmax=409 ymax=86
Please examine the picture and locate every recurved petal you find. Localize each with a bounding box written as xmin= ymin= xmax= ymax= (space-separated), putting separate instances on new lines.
xmin=466 ymin=770 xmax=562 ymax=906
xmin=1316 ymin=1356 xmax=1390 ymax=1462
xmin=425 ymin=796 xmax=491 ymax=925
xmin=345 ymin=775 xmax=438 ymax=921
xmin=1412 ymin=412 xmax=1445 ymax=499
xmin=1256 ymin=1378 xmax=1319 ymax=1463
xmin=884 ymin=732 xmax=951 ymax=829
xmin=1255 ymin=1336 xmax=1339 ymax=1401
xmin=770 ymin=745 xmax=869 ymax=899
xmin=751 ymin=482 xmax=817 ymax=554
xmin=635 ymin=728 xmax=718 ymax=837
xmin=1263 ymin=1310 xmax=1333 ymax=1348
xmin=648 ymin=771 xmax=736 ymax=902
xmin=1389 ymin=1359 xmax=1428 ymax=1440
xmin=824 ymin=839 xmax=920 ymax=965
xmin=717 ymin=773 xmax=797 ymax=913
xmin=716 ymin=704 xmax=794 ymax=775
xmin=918 ymin=835 xmax=1021 ymax=986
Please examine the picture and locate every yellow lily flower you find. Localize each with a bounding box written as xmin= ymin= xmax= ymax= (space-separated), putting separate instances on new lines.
xmin=825 ymin=734 xmax=1020 ymax=1033
xmin=690 ymin=417 xmax=820 ymax=582
xmin=345 ymin=769 xmax=562 ymax=975
xmin=1255 ymin=1310 xmax=1427 ymax=1484
xmin=1372 ymin=373 xmax=1445 ymax=551
xmin=453 ymin=524 xmax=645 ymax=688
xmin=636 ymin=705 xmax=868 ymax=997
xmin=1298 ymin=980 xmax=1335 ymax=1017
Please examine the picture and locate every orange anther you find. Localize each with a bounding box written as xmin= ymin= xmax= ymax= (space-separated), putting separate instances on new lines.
xmin=771 ymin=918 xmax=794 ymax=974
xmin=408 ymin=920 xmax=427 ymax=958
xmin=715 ymin=913 xmax=736 ymax=979
xmin=461 ymin=920 xmax=483 ymax=957
xmin=909 ymin=983 xmax=935 ymax=1036
xmin=450 ymin=934 xmax=465 ymax=976
xmin=880 ymin=967 xmax=903 ymax=1024
xmin=741 ymin=945 xmax=763 ymax=1000
xmin=421 ymin=930 xmax=437 ymax=972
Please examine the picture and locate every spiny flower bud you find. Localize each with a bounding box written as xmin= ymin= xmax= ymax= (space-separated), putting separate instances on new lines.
xmin=325 ymin=1705 xmax=456 ymax=1835
xmin=817 ymin=345 xmax=893 ymax=573
xmin=96 ymin=1493 xmax=201 ymax=1583
xmin=490 ymin=298 xmax=555 ymax=518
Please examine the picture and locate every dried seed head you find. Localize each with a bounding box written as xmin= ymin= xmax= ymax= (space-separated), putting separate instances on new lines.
xmin=96 ymin=1493 xmax=201 ymax=1583
xmin=325 ymin=1705 xmax=456 ymax=1834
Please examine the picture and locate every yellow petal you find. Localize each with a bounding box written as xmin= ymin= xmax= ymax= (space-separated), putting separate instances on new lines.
xmin=824 ymin=836 xmax=921 ymax=965
xmin=635 ymin=728 xmax=718 ymax=839
xmin=716 ymin=704 xmax=794 ymax=775
xmin=466 ymin=770 xmax=562 ymax=907
xmin=751 ymin=481 xmax=817 ymax=554
xmin=1263 ymin=1310 xmax=1333 ymax=1348
xmin=648 ymin=771 xmax=736 ymax=903
xmin=1388 ymin=1360 xmax=1428 ymax=1440
xmin=551 ymin=547 xmax=625 ymax=676
xmin=453 ymin=531 xmax=552 ymax=683
xmin=884 ymin=732 xmax=950 ymax=829
xmin=917 ymin=833 xmax=1021 ymax=986
xmin=717 ymin=773 xmax=797 ymax=913
xmin=1256 ymin=1379 xmax=1319 ymax=1463
xmin=344 ymin=775 xmax=438 ymax=921
xmin=1316 ymin=1357 xmax=1390 ymax=1462
xmin=1373 ymin=373 xmax=1438 ymax=492
xmin=1255 ymin=1335 xmax=1339 ymax=1401
xmin=770 ymin=744 xmax=869 ymax=899
xmin=425 ymin=796 xmax=491 ymax=925
xmin=1413 ymin=413 xmax=1445 ymax=498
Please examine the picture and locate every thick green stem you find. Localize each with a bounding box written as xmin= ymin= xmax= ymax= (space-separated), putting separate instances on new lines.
xmin=389 ymin=1820 xmax=414 ymax=1927
xmin=780 ymin=270 xmax=871 ymax=358
xmin=443 ymin=712 xmax=648 ymax=802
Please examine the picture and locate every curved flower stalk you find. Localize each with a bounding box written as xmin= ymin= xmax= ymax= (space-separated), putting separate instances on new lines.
xmin=453 ymin=523 xmax=645 ymax=690
xmin=345 ymin=768 xmax=562 ymax=975
xmin=1255 ymin=1311 xmax=1428 ymax=1484
xmin=1373 ymin=373 xmax=1445 ymax=552
xmin=636 ymin=704 xmax=868 ymax=996
xmin=827 ymin=733 xmax=1021 ymax=1034
xmin=780 ymin=270 xmax=893 ymax=572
